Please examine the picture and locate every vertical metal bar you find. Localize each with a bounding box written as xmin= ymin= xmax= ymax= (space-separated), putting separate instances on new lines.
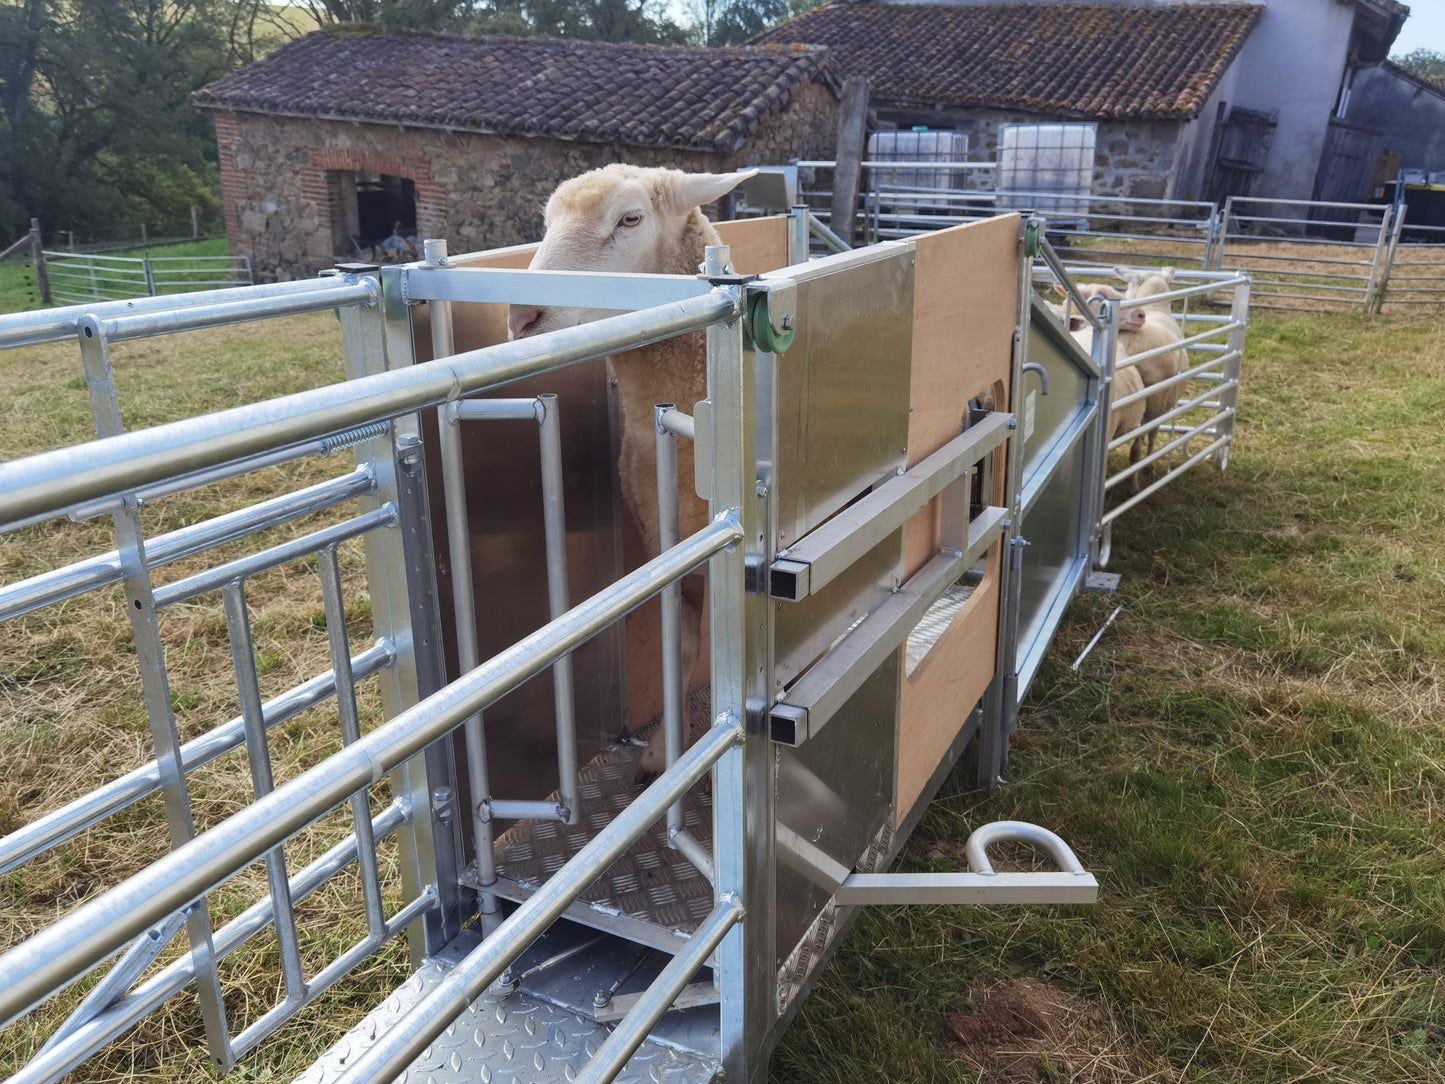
xmin=1363 ymin=204 xmax=1392 ymax=312
xmin=711 ymin=249 xmax=775 ymax=1084
xmin=1214 ymin=197 xmax=1234 ymax=272
xmin=76 ymin=321 xmax=233 ymax=1070
xmin=1374 ymin=206 xmax=1405 ymax=315
xmin=1213 ymin=274 xmax=1250 ymax=469
xmin=654 ymin=404 xmax=687 ymax=840
xmin=536 ymin=393 xmax=581 ymax=824
xmin=352 ymin=263 xmax=467 ymax=961
xmin=789 ymin=205 xmax=809 ymax=266
xmin=316 ymin=545 xmax=387 ymax=938
xmin=423 ymin=248 xmax=503 ymax=933
xmin=222 ymin=581 xmax=307 ymax=1004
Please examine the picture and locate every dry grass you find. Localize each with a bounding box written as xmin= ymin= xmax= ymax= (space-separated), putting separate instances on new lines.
xmin=2 ymin=304 xmax=1444 ymax=1083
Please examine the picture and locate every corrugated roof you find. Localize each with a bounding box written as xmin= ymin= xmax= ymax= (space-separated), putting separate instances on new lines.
xmin=191 ymin=30 xmax=836 ymax=153
xmin=751 ymin=2 xmax=1264 ymax=120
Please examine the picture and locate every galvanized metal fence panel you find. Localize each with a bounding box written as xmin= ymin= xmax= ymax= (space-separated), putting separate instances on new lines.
xmin=42 ymin=250 xmax=254 ymax=304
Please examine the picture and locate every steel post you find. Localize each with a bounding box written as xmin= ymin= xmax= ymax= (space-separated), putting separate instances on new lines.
xmin=537 ymin=393 xmax=581 ymax=825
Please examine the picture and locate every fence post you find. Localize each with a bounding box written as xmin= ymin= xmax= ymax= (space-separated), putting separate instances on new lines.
xmin=1362 ymin=203 xmax=1393 ymax=313
xmin=1372 ymin=204 xmax=1406 ymax=315
xmin=144 ymin=257 xmax=158 ymax=297
xmin=830 ymin=76 xmax=869 ymax=247
xmin=1211 ymin=198 xmax=1233 ymax=271
xmin=139 ymin=222 xmax=148 ymax=249
xmin=191 ymin=206 xmax=199 ymax=239
xmin=29 ymin=218 xmax=50 ymax=305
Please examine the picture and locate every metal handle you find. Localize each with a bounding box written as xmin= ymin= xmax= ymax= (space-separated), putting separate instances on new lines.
xmin=1021 ymin=362 xmax=1049 ymax=396
xmin=965 ymin=820 xmax=1087 ymax=876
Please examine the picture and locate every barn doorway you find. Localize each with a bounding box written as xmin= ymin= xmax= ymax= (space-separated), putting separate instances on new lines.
xmin=332 ymin=171 xmax=417 ymax=262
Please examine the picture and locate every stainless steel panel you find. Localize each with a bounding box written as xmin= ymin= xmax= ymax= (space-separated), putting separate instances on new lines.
xmin=1021 ymin=300 xmax=1096 ymax=493
xmin=774 ymin=249 xmax=913 ymax=549
xmin=773 ymin=655 xmax=899 ymax=972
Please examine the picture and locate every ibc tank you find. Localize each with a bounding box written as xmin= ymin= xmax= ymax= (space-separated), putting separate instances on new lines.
xmin=998 ymin=123 xmax=1097 ymax=223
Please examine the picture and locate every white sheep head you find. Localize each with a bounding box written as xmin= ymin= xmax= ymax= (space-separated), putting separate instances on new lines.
xmin=508 ymin=164 xmax=756 ymax=341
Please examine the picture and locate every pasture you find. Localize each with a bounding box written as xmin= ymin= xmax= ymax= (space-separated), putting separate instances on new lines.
xmin=0 ymin=305 xmax=1442 ymax=1082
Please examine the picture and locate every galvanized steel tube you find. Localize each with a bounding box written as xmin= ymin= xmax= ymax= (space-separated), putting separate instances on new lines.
xmin=0 ymin=290 xmax=738 ymax=530
xmin=0 ymin=467 xmax=374 ymax=622
xmin=537 ymin=394 xmax=581 ymax=824
xmin=329 ymin=715 xmax=745 ymax=1084
xmin=0 ymin=513 xmax=740 ymax=1026
xmin=76 ymin=280 xmax=376 ymax=343
xmin=573 ymin=895 xmax=743 ymax=1084
xmin=0 ymin=642 xmax=393 ymax=875
xmin=654 ymin=405 xmax=687 ymax=840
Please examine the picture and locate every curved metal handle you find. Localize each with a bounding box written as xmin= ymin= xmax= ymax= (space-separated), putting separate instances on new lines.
xmin=965 ymin=820 xmax=1088 ymax=876
xmin=1021 ymin=362 xmax=1049 ymax=396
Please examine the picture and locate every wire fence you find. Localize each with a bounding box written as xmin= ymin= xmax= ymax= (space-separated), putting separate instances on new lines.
xmin=42 ymin=251 xmax=253 ymax=305
xmin=796 ymin=160 xmax=1445 ymax=313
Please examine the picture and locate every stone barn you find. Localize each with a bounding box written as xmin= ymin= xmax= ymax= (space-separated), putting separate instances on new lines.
xmin=191 ymin=30 xmax=840 ymax=281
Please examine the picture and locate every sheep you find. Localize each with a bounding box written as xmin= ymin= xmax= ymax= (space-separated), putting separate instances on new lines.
xmin=507 ymin=164 xmax=756 ymax=784
xmin=1073 ymin=269 xmax=1186 ymax=465
xmin=1046 ymin=299 xmax=1147 ymax=473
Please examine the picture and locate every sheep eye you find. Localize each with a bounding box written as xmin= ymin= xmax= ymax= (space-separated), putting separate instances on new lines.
xmin=619 ymin=212 xmax=642 ymax=228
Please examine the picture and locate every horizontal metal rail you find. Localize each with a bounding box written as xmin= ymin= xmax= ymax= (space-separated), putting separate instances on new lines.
xmin=0 ymin=640 xmax=394 ymax=875
xmin=402 ymin=265 xmax=716 ymax=310
xmin=1101 ymin=434 xmax=1230 ymax=527
xmin=0 ymin=277 xmax=333 ymax=349
xmin=1113 ymin=325 xmax=1244 ymax=380
xmin=329 ymin=715 xmax=746 ymax=1084
xmin=1107 ymin=408 xmax=1233 ymax=489
xmin=77 ymin=281 xmax=374 ymax=343
xmin=769 ymin=413 xmax=1011 ymax=601
xmin=151 ymin=504 xmax=397 ymax=608
xmin=0 ymin=467 xmax=374 ymax=621
xmin=1108 ymin=377 xmax=1236 ymax=454
xmin=1114 ymin=349 xmax=1241 ymax=409
xmin=13 ymin=801 xmax=410 ymax=1084
xmin=772 ymin=506 xmax=1008 ymax=746
xmin=0 ymin=511 xmax=741 ymax=1025
xmin=0 ymin=289 xmax=738 ymax=531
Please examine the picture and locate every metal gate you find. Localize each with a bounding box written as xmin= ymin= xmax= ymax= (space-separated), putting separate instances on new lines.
xmin=0 ymin=211 xmax=1105 ymax=1084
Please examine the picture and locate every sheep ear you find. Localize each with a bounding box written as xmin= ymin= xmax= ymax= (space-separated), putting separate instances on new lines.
xmin=1112 ymin=265 xmax=1139 ymax=283
xmin=1159 ymin=267 xmax=1175 ymax=283
xmin=1052 ymin=283 xmax=1068 ymax=297
xmin=666 ymin=169 xmax=759 ymax=213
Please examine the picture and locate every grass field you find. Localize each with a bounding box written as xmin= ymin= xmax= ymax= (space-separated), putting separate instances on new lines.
xmin=0 ymin=304 xmax=1442 ymax=1082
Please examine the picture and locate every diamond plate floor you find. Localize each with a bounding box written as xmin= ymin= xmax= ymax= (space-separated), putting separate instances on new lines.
xmin=461 ymin=691 xmax=717 ymax=953
xmin=291 ymin=959 xmax=718 ymax=1084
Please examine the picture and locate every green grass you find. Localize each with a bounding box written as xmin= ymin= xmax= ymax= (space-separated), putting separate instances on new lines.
xmin=775 ymin=312 xmax=1445 ymax=1082
xmin=1 ymin=305 xmax=1443 ymax=1081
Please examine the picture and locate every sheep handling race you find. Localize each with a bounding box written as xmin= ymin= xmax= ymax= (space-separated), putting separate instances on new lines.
xmin=1 ymin=9 xmax=1443 ymax=1082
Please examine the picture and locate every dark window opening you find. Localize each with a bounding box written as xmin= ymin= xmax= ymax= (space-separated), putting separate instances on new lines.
xmin=333 ymin=171 xmax=417 ymax=262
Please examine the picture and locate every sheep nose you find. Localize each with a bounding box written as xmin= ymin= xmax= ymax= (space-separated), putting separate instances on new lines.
xmin=508 ymin=305 xmax=542 ymax=340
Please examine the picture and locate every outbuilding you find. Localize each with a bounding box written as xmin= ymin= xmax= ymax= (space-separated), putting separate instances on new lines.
xmin=192 ymin=30 xmax=840 ymax=281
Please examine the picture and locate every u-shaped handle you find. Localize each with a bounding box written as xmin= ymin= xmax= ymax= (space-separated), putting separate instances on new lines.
xmin=965 ymin=820 xmax=1088 ymax=876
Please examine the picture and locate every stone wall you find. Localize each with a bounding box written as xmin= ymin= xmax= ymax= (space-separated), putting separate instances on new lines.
xmin=873 ymin=106 xmax=1187 ymax=202
xmin=210 ymin=78 xmax=839 ymax=282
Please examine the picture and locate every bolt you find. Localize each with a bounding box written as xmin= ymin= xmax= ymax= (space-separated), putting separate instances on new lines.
xmin=755 ymin=479 xmax=769 ymax=499
xmin=1006 ymin=418 xmax=1018 ymax=429
xmin=780 ymin=314 xmax=795 ymax=331
xmin=592 ymin=990 xmax=611 ymax=1008
xmin=432 ymin=786 xmax=455 ymax=825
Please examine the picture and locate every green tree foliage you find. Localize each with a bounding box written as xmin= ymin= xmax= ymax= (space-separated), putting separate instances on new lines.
xmin=0 ymin=0 xmax=292 ymax=246
xmin=689 ymin=0 xmax=788 ymax=46
xmin=468 ymin=0 xmax=687 ymax=44
xmin=1392 ymin=47 xmax=1445 ymax=88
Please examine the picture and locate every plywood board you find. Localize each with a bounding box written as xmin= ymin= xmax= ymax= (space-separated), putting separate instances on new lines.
xmin=715 ymin=216 xmax=789 ymax=276
xmin=896 ymin=215 xmax=1020 ymax=822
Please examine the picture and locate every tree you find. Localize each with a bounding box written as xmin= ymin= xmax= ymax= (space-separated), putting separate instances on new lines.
xmin=1392 ymin=48 xmax=1445 ymax=88
xmin=469 ymin=0 xmax=687 ymax=43
xmin=683 ymin=0 xmax=789 ymax=47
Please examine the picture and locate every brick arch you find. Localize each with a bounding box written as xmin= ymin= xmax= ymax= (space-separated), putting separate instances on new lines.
xmin=305 ymin=148 xmax=446 ymax=261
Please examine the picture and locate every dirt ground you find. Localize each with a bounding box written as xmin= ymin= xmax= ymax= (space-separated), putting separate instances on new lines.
xmin=941 ymin=975 xmax=1149 ymax=1083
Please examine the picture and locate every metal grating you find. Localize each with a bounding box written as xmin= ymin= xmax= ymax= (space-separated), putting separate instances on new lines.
xmin=905 ymin=582 xmax=976 ymax=676
xmin=462 ymin=691 xmax=717 ymax=953
xmin=291 ymin=959 xmax=718 ymax=1084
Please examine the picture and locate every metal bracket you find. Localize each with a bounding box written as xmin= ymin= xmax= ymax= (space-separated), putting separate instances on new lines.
xmin=1084 ymin=570 xmax=1121 ymax=593
xmin=834 ymin=821 xmax=1097 ymax=906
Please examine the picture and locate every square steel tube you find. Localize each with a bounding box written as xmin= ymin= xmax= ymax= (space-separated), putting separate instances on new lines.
xmin=768 ymin=412 xmax=1011 ymax=602
xmin=401 ymin=265 xmax=717 ymax=310
xmin=771 ymin=504 xmax=1008 ymax=746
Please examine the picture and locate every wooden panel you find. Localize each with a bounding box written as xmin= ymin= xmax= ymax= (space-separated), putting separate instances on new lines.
xmin=715 ymin=215 xmax=790 ymax=276
xmin=895 ymin=214 xmax=1020 ymax=822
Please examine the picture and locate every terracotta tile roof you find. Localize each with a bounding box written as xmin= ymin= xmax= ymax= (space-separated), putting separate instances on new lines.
xmin=751 ymin=2 xmax=1263 ymax=120
xmin=192 ymin=30 xmax=836 ymax=153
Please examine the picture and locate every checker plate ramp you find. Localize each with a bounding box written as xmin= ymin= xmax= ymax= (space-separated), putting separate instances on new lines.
xmin=462 ymin=692 xmax=716 ymax=954
xmin=291 ymin=960 xmax=718 ymax=1084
